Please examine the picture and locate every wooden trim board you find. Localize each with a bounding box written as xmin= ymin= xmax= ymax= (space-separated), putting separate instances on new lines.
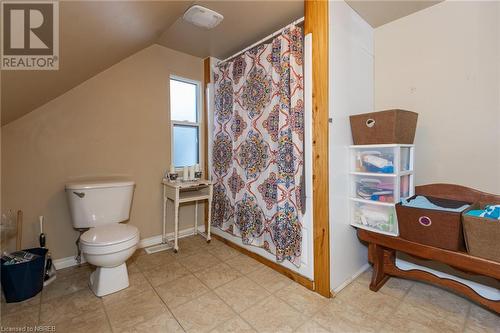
xmin=211 ymin=233 xmax=314 ymax=291
xmin=203 ymin=57 xmax=211 ymax=232
xmin=305 ymin=0 xmax=331 ymax=297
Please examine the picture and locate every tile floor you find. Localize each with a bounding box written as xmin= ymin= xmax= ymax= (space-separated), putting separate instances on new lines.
xmin=1 ymin=235 xmax=499 ymax=332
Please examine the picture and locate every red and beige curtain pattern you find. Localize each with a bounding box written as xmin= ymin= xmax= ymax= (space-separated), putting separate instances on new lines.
xmin=211 ymin=26 xmax=304 ymax=266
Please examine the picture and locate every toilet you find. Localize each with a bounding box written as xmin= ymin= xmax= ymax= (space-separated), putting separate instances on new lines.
xmin=65 ymin=179 xmax=139 ymax=297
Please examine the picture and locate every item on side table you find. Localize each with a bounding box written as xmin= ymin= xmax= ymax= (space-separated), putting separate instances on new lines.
xmin=396 ymin=195 xmax=471 ymax=251
xmin=189 ymin=166 xmax=196 ymax=180
xmin=462 ymin=202 xmax=500 ymax=262
xmin=350 ymin=109 xmax=418 ymax=145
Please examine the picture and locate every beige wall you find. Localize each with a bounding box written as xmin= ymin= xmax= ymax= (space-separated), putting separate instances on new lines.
xmin=1 ymin=44 xmax=205 ymax=260
xmin=374 ymin=1 xmax=500 ymax=194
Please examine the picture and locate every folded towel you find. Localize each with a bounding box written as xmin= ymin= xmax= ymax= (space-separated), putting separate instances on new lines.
xmin=401 ymin=196 xmax=470 ymax=212
xmin=466 ymin=205 xmax=500 ymax=220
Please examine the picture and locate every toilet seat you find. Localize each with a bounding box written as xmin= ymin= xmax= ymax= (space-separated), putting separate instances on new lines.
xmin=81 ymin=224 xmax=139 ymax=255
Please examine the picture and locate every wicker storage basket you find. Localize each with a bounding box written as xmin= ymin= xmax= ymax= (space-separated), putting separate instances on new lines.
xmin=350 ymin=109 xmax=418 ymax=145
xmin=396 ymin=195 xmax=470 ymax=251
xmin=462 ymin=203 xmax=500 ymax=262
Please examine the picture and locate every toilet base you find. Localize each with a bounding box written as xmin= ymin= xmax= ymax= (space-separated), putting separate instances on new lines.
xmin=89 ymin=263 xmax=130 ymax=297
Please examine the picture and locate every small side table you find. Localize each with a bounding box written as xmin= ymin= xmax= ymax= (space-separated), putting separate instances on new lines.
xmin=162 ymin=179 xmax=213 ymax=252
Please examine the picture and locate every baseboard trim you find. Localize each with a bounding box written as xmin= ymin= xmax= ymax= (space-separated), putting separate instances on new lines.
xmin=331 ymin=263 xmax=371 ymax=296
xmin=53 ymin=225 xmax=206 ymax=270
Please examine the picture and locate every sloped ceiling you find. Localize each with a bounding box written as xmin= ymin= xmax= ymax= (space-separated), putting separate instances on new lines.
xmin=346 ymin=0 xmax=442 ymax=28
xmin=156 ymin=0 xmax=303 ymax=59
xmin=1 ymin=0 xmax=303 ymax=125
xmin=1 ymin=1 xmax=192 ymax=125
xmin=1 ymin=0 xmax=441 ymax=125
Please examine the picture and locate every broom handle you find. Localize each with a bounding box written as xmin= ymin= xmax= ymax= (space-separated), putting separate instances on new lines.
xmin=16 ymin=210 xmax=23 ymax=251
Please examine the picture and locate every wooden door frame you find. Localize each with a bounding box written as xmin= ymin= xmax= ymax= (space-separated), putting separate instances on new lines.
xmin=305 ymin=0 xmax=330 ymax=297
xmin=202 ymin=0 xmax=330 ymax=298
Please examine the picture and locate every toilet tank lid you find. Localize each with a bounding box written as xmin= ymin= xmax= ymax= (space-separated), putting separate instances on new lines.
xmin=65 ymin=179 xmax=135 ymax=190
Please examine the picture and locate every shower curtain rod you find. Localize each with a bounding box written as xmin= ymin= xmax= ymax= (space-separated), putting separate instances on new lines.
xmin=219 ymin=16 xmax=305 ymax=64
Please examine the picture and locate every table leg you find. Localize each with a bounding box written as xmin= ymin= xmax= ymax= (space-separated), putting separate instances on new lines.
xmin=206 ymin=186 xmax=212 ymax=242
xmin=194 ymin=201 xmax=198 ymax=235
xmin=162 ymin=194 xmax=167 ymax=244
xmin=369 ymin=243 xmax=390 ymax=291
xmin=174 ymin=201 xmax=179 ymax=253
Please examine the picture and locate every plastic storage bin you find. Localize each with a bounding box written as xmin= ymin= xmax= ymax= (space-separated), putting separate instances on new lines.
xmin=350 ymin=144 xmax=415 ymax=237
xmin=462 ymin=203 xmax=500 ymax=262
xmin=349 ymin=109 xmax=418 ymax=145
xmin=352 ymin=147 xmax=395 ymax=174
xmin=352 ymin=201 xmax=398 ymax=235
xmin=1 ymin=248 xmax=47 ymax=303
xmin=352 ymin=175 xmax=396 ymax=203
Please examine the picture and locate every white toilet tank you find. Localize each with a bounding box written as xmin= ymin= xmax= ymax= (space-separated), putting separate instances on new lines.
xmin=65 ymin=179 xmax=135 ymax=228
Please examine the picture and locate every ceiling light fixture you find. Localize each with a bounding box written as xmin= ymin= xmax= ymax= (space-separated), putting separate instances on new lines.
xmin=182 ymin=5 xmax=224 ymax=30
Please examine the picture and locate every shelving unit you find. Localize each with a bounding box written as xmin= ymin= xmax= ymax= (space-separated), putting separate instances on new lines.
xmin=349 ymin=144 xmax=415 ymax=236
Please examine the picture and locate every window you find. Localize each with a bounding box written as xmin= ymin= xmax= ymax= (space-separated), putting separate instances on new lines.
xmin=170 ymin=76 xmax=200 ymax=168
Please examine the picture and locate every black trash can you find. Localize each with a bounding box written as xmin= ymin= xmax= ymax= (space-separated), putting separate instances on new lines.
xmin=1 ymin=247 xmax=48 ymax=303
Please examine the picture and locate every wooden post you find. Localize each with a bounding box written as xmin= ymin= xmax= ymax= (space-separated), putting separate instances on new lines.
xmin=305 ymin=0 xmax=331 ymax=297
xmin=203 ymin=57 xmax=211 ymax=233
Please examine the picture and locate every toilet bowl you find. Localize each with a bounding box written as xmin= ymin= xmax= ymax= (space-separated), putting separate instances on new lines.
xmin=80 ymin=223 xmax=139 ymax=296
xmin=65 ymin=179 xmax=139 ymax=297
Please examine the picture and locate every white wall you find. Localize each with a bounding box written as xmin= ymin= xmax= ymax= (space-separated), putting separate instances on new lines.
xmin=374 ymin=1 xmax=500 ymax=194
xmin=329 ymin=1 xmax=374 ymax=292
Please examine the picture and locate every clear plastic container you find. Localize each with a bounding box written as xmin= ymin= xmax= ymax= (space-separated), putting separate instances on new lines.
xmin=353 ymin=147 xmax=395 ymax=174
xmin=400 ymin=147 xmax=412 ymax=172
xmin=399 ymin=174 xmax=412 ymax=199
xmin=352 ymin=175 xmax=396 ymax=203
xmin=351 ymin=201 xmax=398 ymax=236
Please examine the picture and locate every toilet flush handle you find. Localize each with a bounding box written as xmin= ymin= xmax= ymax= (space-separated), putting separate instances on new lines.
xmin=73 ymin=192 xmax=85 ymax=198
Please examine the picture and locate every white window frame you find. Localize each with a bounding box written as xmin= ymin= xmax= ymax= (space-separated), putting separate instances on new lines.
xmin=170 ymin=75 xmax=202 ymax=170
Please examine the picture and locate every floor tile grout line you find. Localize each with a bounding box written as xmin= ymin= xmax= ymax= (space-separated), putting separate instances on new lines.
xmin=99 ymin=296 xmax=115 ymax=333
xmin=400 ymin=281 xmax=471 ymax=324
xmin=272 ymin=284 xmax=330 ymax=322
xmin=387 ymin=280 xmax=471 ymax=331
xmin=335 ymin=281 xmax=405 ymax=331
xmin=37 ymin=296 xmax=42 ymax=327
xmin=142 ymin=266 xmax=188 ymax=332
xmin=165 ymin=242 xmax=270 ymax=332
xmin=209 ymin=280 xmax=260 ymax=333
xmin=461 ymin=302 xmax=472 ymax=333
xmin=212 ymin=278 xmax=270 ymax=315
xmin=142 ymin=243 xmax=247 ymax=329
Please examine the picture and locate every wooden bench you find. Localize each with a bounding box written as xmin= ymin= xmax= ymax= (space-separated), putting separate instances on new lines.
xmin=357 ymin=183 xmax=500 ymax=313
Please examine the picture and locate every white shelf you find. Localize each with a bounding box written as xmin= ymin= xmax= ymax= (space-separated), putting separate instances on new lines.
xmin=350 ymin=197 xmax=395 ymax=207
xmin=350 ymin=222 xmax=399 ymax=237
xmin=350 ymin=171 xmax=397 ymax=177
xmin=350 ymin=170 xmax=413 ymax=177
xmin=349 ymin=144 xmax=414 ymax=148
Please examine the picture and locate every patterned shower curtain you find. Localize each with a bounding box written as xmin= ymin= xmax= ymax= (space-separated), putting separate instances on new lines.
xmin=211 ymin=26 xmax=304 ymax=266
